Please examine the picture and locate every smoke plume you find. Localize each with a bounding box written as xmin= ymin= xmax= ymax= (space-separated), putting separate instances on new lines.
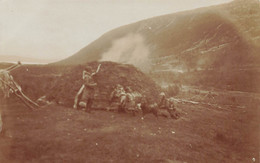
xmin=100 ymin=33 xmax=151 ymax=72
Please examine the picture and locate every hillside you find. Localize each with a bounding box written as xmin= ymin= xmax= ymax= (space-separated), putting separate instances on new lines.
xmin=56 ymin=0 xmax=260 ymax=70
xmin=54 ymin=0 xmax=260 ymax=93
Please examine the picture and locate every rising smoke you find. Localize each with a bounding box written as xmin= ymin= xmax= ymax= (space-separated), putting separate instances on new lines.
xmin=100 ymin=33 xmax=151 ymax=72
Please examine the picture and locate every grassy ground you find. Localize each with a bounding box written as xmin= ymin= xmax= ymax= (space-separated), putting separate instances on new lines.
xmin=0 ymin=93 xmax=259 ymax=163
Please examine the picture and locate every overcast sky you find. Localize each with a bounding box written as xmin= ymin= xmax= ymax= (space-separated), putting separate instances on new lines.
xmin=0 ymin=0 xmax=232 ymax=62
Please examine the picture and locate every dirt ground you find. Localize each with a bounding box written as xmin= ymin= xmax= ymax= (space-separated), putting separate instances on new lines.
xmin=0 ymin=92 xmax=259 ymax=163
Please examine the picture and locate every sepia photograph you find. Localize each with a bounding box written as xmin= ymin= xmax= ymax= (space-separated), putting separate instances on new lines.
xmin=0 ymin=0 xmax=259 ymax=162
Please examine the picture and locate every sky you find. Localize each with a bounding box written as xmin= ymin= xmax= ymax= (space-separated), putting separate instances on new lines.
xmin=0 ymin=0 xmax=233 ymax=63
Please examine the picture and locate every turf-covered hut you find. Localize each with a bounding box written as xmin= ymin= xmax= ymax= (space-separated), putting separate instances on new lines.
xmin=46 ymin=61 xmax=161 ymax=108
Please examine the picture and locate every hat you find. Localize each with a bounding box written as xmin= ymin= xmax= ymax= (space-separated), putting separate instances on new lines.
xmin=159 ymin=92 xmax=165 ymax=96
xmin=125 ymin=86 xmax=132 ymax=92
xmin=116 ymin=84 xmax=123 ymax=88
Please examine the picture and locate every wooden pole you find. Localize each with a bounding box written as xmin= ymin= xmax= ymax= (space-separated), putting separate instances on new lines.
xmin=0 ymin=78 xmax=38 ymax=109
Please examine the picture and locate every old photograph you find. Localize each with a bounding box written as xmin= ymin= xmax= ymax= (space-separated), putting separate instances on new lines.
xmin=0 ymin=0 xmax=259 ymax=162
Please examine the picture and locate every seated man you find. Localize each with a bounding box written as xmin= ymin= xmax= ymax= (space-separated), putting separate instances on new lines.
xmin=167 ymin=97 xmax=179 ymax=119
xmin=158 ymin=92 xmax=168 ymax=110
xmin=109 ymin=84 xmax=125 ymax=103
xmin=124 ymin=87 xmax=134 ymax=109
xmin=108 ymin=84 xmax=126 ymax=111
xmin=122 ymin=87 xmax=138 ymax=115
xmin=158 ymin=92 xmax=179 ymax=119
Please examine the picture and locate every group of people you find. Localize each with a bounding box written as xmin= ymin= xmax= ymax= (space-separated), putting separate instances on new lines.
xmin=109 ymin=84 xmax=140 ymax=114
xmin=109 ymin=86 xmax=180 ymax=119
xmin=73 ymin=64 xmax=139 ymax=114
xmin=73 ymin=64 xmax=180 ymax=119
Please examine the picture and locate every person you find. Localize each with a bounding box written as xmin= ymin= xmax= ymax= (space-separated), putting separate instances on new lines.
xmin=73 ymin=64 xmax=101 ymax=112
xmin=167 ymin=97 xmax=179 ymax=119
xmin=158 ymin=92 xmax=179 ymax=119
xmin=123 ymin=87 xmax=136 ymax=115
xmin=108 ymin=84 xmax=126 ymax=111
xmin=109 ymin=84 xmax=125 ymax=104
xmin=158 ymin=92 xmax=168 ymax=110
xmin=140 ymin=96 xmax=157 ymax=117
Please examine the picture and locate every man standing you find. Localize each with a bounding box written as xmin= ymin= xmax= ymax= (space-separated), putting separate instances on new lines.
xmin=73 ymin=64 xmax=101 ymax=112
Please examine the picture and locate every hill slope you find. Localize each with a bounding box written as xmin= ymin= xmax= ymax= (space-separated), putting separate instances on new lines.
xmin=56 ymin=0 xmax=260 ymax=71
xmin=55 ymin=0 xmax=260 ymax=92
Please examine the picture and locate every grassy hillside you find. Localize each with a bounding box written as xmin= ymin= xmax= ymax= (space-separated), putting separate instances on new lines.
xmin=56 ymin=0 xmax=260 ymax=68
xmin=53 ymin=0 xmax=260 ymax=93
